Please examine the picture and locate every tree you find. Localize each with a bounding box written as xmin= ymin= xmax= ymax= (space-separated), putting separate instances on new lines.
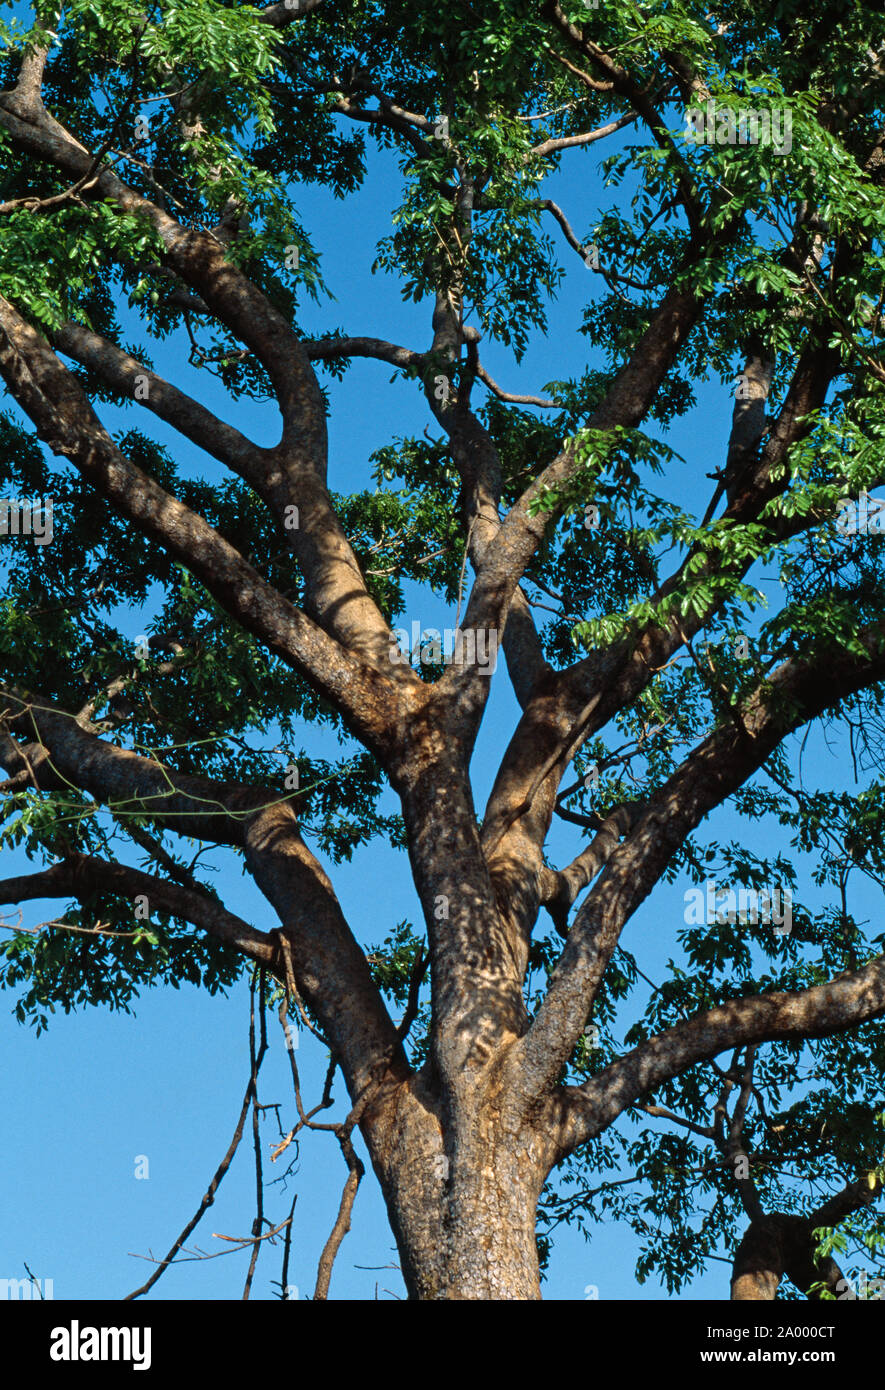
xmin=1 ymin=0 xmax=885 ymax=1302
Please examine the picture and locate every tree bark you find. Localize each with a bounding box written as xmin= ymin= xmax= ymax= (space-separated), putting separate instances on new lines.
xmin=731 ymin=1214 xmax=850 ymax=1301
xmin=359 ymin=1046 xmax=548 ymax=1299
xmin=392 ymin=1113 xmax=544 ymax=1299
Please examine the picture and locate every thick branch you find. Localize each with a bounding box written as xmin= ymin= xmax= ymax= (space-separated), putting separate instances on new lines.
xmin=50 ymin=320 xmax=402 ymax=665
xmin=518 ymin=620 xmax=885 ymax=1119
xmin=257 ymin=0 xmax=325 ymax=26
xmin=550 ymin=953 xmax=885 ymax=1162
xmin=0 ymin=854 xmax=274 ymax=964
xmin=461 ymin=272 xmax=705 ymax=649
xmin=0 ymin=91 xmax=323 ymax=454
xmin=0 ymin=686 xmax=286 ymax=842
xmin=0 ymin=687 xmax=406 ymax=1102
xmin=480 ymin=332 xmax=837 ymax=949
xmin=812 ymin=1173 xmax=883 ymax=1229
xmin=539 ymin=801 xmax=646 ymax=936
xmin=53 ymin=322 xmax=267 ymax=479
xmin=529 ymin=111 xmax=638 ymax=158
xmin=304 ymin=336 xmax=425 ymax=371
xmin=731 ymin=1215 xmax=851 ymax=1301
xmin=0 ymin=87 xmax=412 ymax=666
xmin=0 ymin=300 xmax=409 ymax=745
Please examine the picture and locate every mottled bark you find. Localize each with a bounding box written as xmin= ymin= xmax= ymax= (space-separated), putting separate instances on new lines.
xmin=361 ymin=1050 xmax=548 ymax=1300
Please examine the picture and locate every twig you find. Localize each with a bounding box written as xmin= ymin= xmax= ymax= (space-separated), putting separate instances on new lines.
xmin=271 ymin=940 xmax=337 ymax=1163
xmin=396 ymin=947 xmax=429 ymax=1042
xmin=279 ymin=1191 xmax=298 ymax=1299
xmin=242 ymin=970 xmax=269 ymax=1300
xmin=124 ymin=982 xmax=268 ymax=1300
xmin=475 ymin=363 xmax=557 ymax=408
xmin=129 ymin=1220 xmax=291 ymax=1265
xmin=312 ymin=1134 xmax=364 ymax=1300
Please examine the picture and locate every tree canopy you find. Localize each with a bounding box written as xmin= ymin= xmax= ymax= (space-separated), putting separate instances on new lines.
xmin=1 ymin=0 xmax=885 ymax=1300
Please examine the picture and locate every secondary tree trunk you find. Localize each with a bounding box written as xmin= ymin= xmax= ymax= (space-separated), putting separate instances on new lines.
xmin=731 ymin=1214 xmax=850 ymax=1300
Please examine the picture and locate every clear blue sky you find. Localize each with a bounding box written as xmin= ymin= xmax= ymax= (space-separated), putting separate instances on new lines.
xmin=1 ymin=114 xmax=874 ymax=1302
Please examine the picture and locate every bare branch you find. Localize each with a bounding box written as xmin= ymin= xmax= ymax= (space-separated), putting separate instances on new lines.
xmin=313 ymin=1134 xmax=364 ymax=1300
xmin=124 ymin=982 xmax=268 ymax=1299
xmin=529 ymin=110 xmax=638 ymax=158
xmin=304 ymin=336 xmax=425 ymax=372
xmin=474 ymin=363 xmax=557 ymax=409
xmin=243 ymin=972 xmax=269 ymax=1300
xmin=0 ymin=852 xmax=275 ymax=965
xmin=543 ymin=1 xmax=703 ymax=236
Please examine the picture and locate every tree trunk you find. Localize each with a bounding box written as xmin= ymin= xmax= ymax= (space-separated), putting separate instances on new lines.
xmin=433 ymin=1140 xmax=544 ymax=1300
xmin=409 ymin=1153 xmax=544 ymax=1299
xmin=364 ymin=1067 xmax=547 ymax=1299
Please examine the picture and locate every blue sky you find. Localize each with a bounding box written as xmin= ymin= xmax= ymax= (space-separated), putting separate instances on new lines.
xmin=1 ymin=96 xmax=878 ymax=1302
